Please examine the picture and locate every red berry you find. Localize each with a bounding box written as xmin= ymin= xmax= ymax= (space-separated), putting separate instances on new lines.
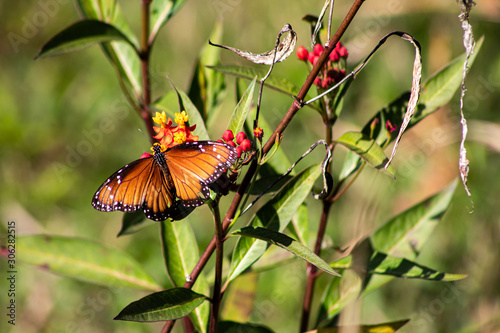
xmin=313 ymin=77 xmax=322 ymax=86
xmin=313 ymin=43 xmax=324 ymax=56
xmin=307 ymin=52 xmax=315 ymax=64
xmin=226 ymin=140 xmax=236 ymax=147
xmin=236 ymin=146 xmax=242 ymax=158
xmin=312 ymin=55 xmax=320 ymax=66
xmin=240 ymin=139 xmax=252 ymax=152
xmin=235 ymin=131 xmax=247 ymax=144
xmin=338 ymin=46 xmax=348 ymax=58
xmin=329 ymin=49 xmax=339 ymax=62
xmin=296 ymin=46 xmax=309 ymax=61
xmin=222 ymin=129 xmax=234 ymax=142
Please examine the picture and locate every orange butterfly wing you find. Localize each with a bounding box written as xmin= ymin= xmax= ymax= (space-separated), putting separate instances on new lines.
xmin=92 ymin=141 xmax=236 ymax=221
xmin=164 ymin=141 xmax=237 ymax=206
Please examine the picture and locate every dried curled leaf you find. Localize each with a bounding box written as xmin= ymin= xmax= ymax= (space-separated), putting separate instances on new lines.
xmin=457 ymin=0 xmax=476 ymax=209
xmin=209 ymin=24 xmax=297 ymax=65
xmin=383 ymin=32 xmax=422 ymax=170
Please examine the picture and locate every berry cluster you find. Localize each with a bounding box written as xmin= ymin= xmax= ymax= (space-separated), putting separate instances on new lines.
xmin=297 ymin=42 xmax=348 ymax=89
xmin=219 ymin=129 xmax=252 ymax=158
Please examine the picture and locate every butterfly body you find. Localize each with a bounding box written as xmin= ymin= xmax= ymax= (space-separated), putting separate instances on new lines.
xmin=92 ymin=141 xmax=237 ymax=221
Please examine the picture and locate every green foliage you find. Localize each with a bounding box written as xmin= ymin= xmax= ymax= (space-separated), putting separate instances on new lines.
xmin=335 ymin=131 xmax=395 ymax=177
xmin=35 ymin=20 xmax=136 ymax=59
xmin=232 ymin=226 xmax=340 ymax=277
xmin=17 ymin=235 xmax=161 ymax=290
xmin=114 ymin=288 xmax=207 ymax=322
xmin=159 ymin=220 xmax=210 ymax=331
xmin=228 ymin=164 xmax=323 ymax=283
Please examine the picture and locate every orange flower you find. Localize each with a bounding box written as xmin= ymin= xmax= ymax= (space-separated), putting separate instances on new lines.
xmin=152 ymin=111 xmax=198 ymax=148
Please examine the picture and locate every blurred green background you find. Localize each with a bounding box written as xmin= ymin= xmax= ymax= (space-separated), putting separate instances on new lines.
xmin=1 ymin=1 xmax=499 ymax=332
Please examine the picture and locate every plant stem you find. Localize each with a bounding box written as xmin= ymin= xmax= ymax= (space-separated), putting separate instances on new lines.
xmin=140 ymin=0 xmax=156 ymax=141
xmin=300 ymin=199 xmax=332 ymax=332
xmin=209 ymin=202 xmax=224 ymax=333
xmin=300 ymin=92 xmax=336 ymax=332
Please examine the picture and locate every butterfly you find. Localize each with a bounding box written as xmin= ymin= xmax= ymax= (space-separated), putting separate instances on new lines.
xmin=92 ymin=141 xmax=237 ymax=221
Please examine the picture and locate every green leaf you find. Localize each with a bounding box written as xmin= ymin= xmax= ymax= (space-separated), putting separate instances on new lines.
xmin=76 ymin=1 xmax=142 ymax=97
xmin=246 ymin=175 xmax=294 ymax=195
xmin=160 ymin=220 xmax=210 ymax=331
xmin=155 ymin=88 xmax=210 ymax=140
xmin=289 ymin=203 xmax=310 ymax=245
xmin=76 ymin=0 xmax=138 ymax=43
xmin=35 ymin=20 xmax=136 ymax=59
xmin=307 ymin=319 xmax=409 ymax=332
xmin=227 ymin=77 xmax=257 ymax=135
xmin=160 ymin=221 xmax=199 ymax=287
xmin=338 ymin=150 xmax=363 ymax=182
xmin=209 ymin=65 xmax=297 ymax=96
xmin=233 ymin=226 xmax=340 ymax=276
xmin=208 ymin=65 xmax=321 ymax=112
xmin=117 ymin=211 xmax=156 ymax=237
xmin=368 ymin=252 xmax=467 ymax=281
xmin=417 ymin=36 xmax=483 ymax=122
xmin=160 ymin=220 xmax=210 ymax=332
xmin=150 ymin=0 xmax=186 ymax=44
xmin=332 ymin=77 xmax=354 ymax=119
xmin=218 ymin=321 xmax=275 ymax=333
xmin=102 ymin=41 xmax=142 ymax=98
xmin=366 ymin=180 xmax=458 ymax=292
xmin=221 ymin=273 xmax=257 ymax=322
xmin=371 ymin=180 xmax=458 ymax=258
xmin=114 ymin=287 xmax=207 ymax=322
xmin=335 ymin=131 xmax=395 ymax=178
xmin=189 ymin=21 xmax=227 ymax=126
xmin=174 ymin=87 xmax=210 ymax=140
xmin=227 ymin=164 xmax=323 ymax=282
xmin=317 ymin=270 xmax=362 ymax=325
xmin=17 ymin=235 xmax=160 ymax=290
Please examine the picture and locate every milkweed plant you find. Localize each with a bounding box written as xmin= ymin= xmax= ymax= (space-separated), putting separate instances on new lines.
xmin=3 ymin=1 xmax=481 ymax=332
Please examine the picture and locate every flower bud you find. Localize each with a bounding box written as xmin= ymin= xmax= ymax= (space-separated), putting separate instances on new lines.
xmin=296 ymin=46 xmax=309 ymax=61
xmin=338 ymin=46 xmax=348 ymax=58
xmin=240 ymin=139 xmax=252 ymax=152
xmin=307 ymin=52 xmax=316 ymax=64
xmin=235 ymin=131 xmax=247 ymax=145
xmin=226 ymin=140 xmax=236 ymax=147
xmin=222 ymin=129 xmax=234 ymax=142
xmin=329 ymin=49 xmax=339 ymax=62
xmin=313 ymin=43 xmax=324 ymax=56
xmin=253 ymin=127 xmax=263 ymax=139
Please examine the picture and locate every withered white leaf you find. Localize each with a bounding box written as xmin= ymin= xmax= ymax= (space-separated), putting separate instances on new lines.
xmin=209 ymin=24 xmax=297 ymax=65
xmin=457 ymin=0 xmax=476 ymax=209
xmin=384 ymin=33 xmax=422 ymax=171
